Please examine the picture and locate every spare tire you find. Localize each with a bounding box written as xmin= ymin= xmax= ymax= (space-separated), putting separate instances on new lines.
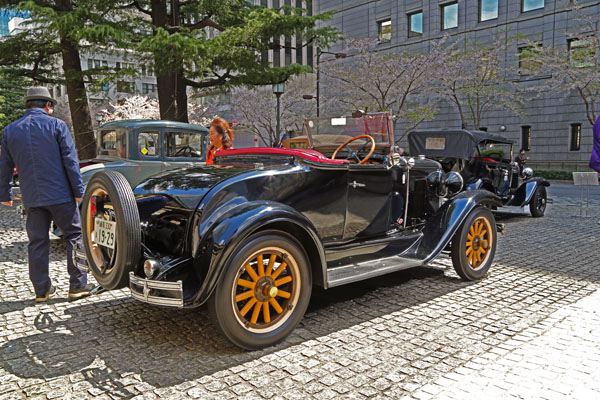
xmin=81 ymin=171 xmax=141 ymax=290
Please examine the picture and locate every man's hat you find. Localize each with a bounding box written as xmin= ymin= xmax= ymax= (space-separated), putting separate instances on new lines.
xmin=23 ymin=87 xmax=57 ymax=106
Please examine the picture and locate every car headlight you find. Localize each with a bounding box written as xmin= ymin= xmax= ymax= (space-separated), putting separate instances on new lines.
xmin=441 ymin=171 xmax=464 ymax=197
xmin=522 ymin=167 xmax=533 ymax=179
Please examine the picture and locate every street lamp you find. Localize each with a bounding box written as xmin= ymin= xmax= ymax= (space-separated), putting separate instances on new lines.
xmin=315 ymin=50 xmax=346 ymax=117
xmin=272 ymin=83 xmax=285 ymax=146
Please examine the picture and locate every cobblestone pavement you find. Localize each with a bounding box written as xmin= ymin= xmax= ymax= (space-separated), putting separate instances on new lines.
xmin=1 ymin=184 xmax=599 ymax=399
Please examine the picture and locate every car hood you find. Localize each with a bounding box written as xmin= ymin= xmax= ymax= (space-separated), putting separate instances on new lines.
xmin=133 ymin=165 xmax=253 ymax=209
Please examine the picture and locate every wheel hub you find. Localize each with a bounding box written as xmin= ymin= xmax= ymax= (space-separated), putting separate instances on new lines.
xmin=255 ymin=276 xmax=276 ymax=302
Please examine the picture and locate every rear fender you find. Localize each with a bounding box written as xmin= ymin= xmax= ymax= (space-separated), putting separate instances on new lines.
xmin=407 ymin=190 xmax=501 ymax=264
xmin=189 ymin=200 xmax=325 ymax=305
xmin=506 ymin=178 xmax=550 ymax=207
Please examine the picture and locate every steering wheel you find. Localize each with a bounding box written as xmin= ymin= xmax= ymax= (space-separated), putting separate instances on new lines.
xmin=173 ymin=145 xmax=195 ymax=157
xmin=331 ymin=135 xmax=376 ymax=165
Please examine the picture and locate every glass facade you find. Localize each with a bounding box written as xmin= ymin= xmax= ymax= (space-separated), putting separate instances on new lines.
xmin=0 ymin=9 xmax=30 ymax=36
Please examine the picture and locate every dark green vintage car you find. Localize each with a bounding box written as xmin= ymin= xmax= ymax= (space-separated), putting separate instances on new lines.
xmin=80 ymin=120 xmax=209 ymax=188
xmin=54 ymin=120 xmax=208 ymax=237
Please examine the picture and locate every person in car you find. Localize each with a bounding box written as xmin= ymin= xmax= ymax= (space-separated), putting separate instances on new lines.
xmin=206 ymin=118 xmax=234 ymax=165
xmin=514 ymin=148 xmax=529 ymax=175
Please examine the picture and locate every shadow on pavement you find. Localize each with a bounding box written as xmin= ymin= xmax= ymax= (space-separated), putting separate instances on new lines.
xmin=0 ymin=266 xmax=465 ymax=397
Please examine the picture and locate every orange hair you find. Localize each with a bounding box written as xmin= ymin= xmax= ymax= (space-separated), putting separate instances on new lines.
xmin=210 ymin=118 xmax=234 ymax=149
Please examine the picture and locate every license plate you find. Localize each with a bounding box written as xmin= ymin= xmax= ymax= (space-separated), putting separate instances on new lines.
xmin=94 ymin=217 xmax=116 ymax=249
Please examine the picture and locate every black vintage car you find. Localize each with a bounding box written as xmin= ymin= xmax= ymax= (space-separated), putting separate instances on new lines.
xmin=408 ymin=129 xmax=550 ymax=217
xmin=76 ymin=112 xmax=503 ymax=349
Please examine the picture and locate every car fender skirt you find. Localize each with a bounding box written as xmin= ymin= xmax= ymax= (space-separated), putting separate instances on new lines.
xmin=506 ymin=178 xmax=549 ymax=207
xmin=408 ymin=190 xmax=501 ymax=264
xmin=189 ymin=201 xmax=325 ymax=306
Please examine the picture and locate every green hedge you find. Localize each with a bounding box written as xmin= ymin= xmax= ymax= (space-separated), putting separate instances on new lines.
xmin=534 ymin=169 xmax=586 ymax=181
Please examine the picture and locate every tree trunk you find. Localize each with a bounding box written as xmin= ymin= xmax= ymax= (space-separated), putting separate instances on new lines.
xmin=60 ymin=38 xmax=96 ymax=160
xmin=175 ymin=70 xmax=188 ymax=122
xmin=151 ymin=0 xmax=177 ymax=121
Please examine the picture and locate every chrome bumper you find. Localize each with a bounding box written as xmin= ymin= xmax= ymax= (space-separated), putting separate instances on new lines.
xmin=73 ymin=241 xmax=90 ymax=272
xmin=129 ymin=272 xmax=184 ymax=308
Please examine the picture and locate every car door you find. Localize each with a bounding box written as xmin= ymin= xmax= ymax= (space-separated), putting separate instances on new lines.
xmin=343 ymin=163 xmax=394 ymax=241
xmin=162 ymin=129 xmax=207 ymax=171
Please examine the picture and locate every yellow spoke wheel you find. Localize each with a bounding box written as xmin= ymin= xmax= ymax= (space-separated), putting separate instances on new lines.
xmin=231 ymin=246 xmax=301 ymax=333
xmin=451 ymin=207 xmax=497 ymax=281
xmin=465 ymin=217 xmax=492 ymax=271
xmin=210 ymin=231 xmax=311 ymax=350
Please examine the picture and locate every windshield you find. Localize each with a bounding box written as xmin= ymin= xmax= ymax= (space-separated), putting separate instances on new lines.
xmin=477 ymin=142 xmax=512 ymax=162
xmin=304 ymin=113 xmax=391 ymax=147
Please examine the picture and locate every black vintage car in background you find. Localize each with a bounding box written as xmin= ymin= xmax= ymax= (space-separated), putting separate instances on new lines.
xmin=76 ymin=112 xmax=503 ymax=349
xmin=408 ymin=129 xmax=550 ymax=217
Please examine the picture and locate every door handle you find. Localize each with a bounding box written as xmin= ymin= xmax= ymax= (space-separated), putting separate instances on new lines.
xmin=349 ymin=181 xmax=366 ymax=189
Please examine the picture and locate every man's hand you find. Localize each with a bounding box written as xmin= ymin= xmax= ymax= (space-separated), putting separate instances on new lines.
xmin=75 ymin=197 xmax=82 ymax=203
xmin=1 ymin=201 xmax=13 ymax=206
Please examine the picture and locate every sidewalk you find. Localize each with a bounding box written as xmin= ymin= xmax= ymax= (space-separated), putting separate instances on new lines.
xmin=412 ymin=288 xmax=600 ymax=400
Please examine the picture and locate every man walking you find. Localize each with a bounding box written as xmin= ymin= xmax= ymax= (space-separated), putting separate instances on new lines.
xmin=0 ymin=87 xmax=93 ymax=302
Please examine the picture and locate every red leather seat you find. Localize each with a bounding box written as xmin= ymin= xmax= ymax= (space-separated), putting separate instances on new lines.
xmin=216 ymin=147 xmax=349 ymax=165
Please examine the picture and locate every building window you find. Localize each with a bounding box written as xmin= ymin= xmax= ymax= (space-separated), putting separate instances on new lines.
xmin=519 ymin=46 xmax=542 ymax=75
xmin=378 ymin=19 xmax=392 ymax=43
xmin=521 ymin=126 xmax=531 ymax=151
xmin=142 ymin=83 xmax=157 ymax=95
xmin=480 ymin=0 xmax=498 ymax=21
xmin=522 ymin=0 xmax=544 ymax=12
xmin=568 ymin=38 xmax=594 ymax=68
xmin=408 ymin=12 xmax=423 ymax=37
xmin=117 ymin=81 xmax=134 ymax=94
xmin=441 ymin=3 xmax=458 ymax=30
xmin=570 ymin=124 xmax=581 ymax=151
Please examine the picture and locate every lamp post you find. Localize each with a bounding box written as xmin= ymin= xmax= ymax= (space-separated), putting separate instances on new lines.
xmin=315 ymin=50 xmax=346 ymax=117
xmin=272 ymin=83 xmax=285 ymax=146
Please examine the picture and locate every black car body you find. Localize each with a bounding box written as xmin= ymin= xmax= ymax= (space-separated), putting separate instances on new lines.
xmin=76 ymin=112 xmax=503 ymax=349
xmin=408 ymin=129 xmax=550 ymax=217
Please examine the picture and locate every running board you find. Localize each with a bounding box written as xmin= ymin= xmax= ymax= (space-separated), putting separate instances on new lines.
xmin=326 ymin=256 xmax=423 ymax=288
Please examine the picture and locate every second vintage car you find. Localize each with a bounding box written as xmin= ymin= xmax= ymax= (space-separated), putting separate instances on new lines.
xmin=408 ymin=129 xmax=550 ymax=217
xmin=76 ymin=112 xmax=503 ymax=350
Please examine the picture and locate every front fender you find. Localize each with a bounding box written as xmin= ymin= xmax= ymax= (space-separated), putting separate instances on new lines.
xmin=189 ymin=200 xmax=325 ymax=306
xmin=407 ymin=190 xmax=501 ymax=264
xmin=506 ymin=177 xmax=550 ymax=207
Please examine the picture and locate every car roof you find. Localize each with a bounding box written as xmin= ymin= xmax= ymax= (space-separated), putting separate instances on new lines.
xmin=408 ymin=129 xmax=514 ymax=159
xmin=98 ymin=119 xmax=209 ymax=133
xmin=409 ymin=129 xmax=514 ymax=145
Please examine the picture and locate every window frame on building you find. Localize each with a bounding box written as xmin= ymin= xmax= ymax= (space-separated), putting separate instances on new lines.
xmin=441 ymin=2 xmax=459 ymax=30
xmin=569 ymin=123 xmax=581 ymax=151
xmin=521 ymin=125 xmax=531 ymax=151
xmin=568 ymin=37 xmax=595 ymax=68
xmin=378 ymin=19 xmax=392 ymax=43
xmin=522 ymin=0 xmax=544 ymax=13
xmin=408 ymin=11 xmax=423 ymax=37
xmin=518 ymin=45 xmax=542 ymax=75
xmin=479 ymin=0 xmax=498 ymax=22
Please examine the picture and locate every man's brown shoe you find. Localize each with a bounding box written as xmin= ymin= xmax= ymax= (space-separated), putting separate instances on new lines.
xmin=68 ymin=283 xmax=95 ymax=299
xmin=35 ymin=285 xmax=56 ymax=302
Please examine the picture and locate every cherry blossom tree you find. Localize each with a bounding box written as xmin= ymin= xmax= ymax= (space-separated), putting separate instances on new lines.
xmin=520 ymin=1 xmax=600 ymax=125
xmin=434 ymin=30 xmax=526 ymax=130
xmin=318 ymin=37 xmax=444 ymax=141
xmin=230 ymin=75 xmax=316 ymax=146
